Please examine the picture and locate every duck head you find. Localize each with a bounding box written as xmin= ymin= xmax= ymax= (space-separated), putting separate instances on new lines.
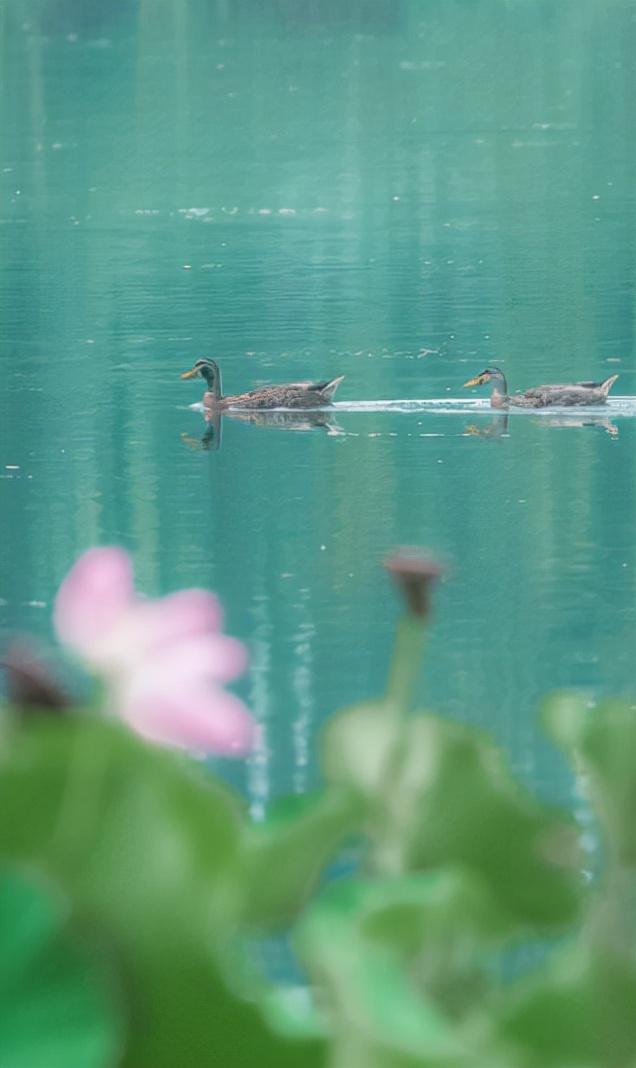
xmin=181 ymin=358 xmax=222 ymax=398
xmin=463 ymin=367 xmax=507 ymax=389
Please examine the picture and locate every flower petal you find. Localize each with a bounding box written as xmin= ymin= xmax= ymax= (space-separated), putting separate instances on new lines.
xmin=145 ymin=634 xmax=248 ymax=684
xmin=75 ymin=591 xmax=227 ymax=673
xmin=122 ymin=679 xmax=254 ymax=755
xmin=136 ymin=590 xmax=224 ymax=649
xmin=53 ymin=547 xmax=134 ymax=655
xmin=95 ymin=590 xmax=224 ymax=664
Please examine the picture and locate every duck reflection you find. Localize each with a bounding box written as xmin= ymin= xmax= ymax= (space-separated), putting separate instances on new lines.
xmin=226 ymin=408 xmax=344 ymax=434
xmin=181 ymin=407 xmax=344 ymax=450
xmin=464 ymin=414 xmax=510 ymax=439
xmin=181 ymin=412 xmax=223 ymax=451
xmin=533 ymin=413 xmax=619 ymax=437
xmin=464 ymin=412 xmax=618 ymax=439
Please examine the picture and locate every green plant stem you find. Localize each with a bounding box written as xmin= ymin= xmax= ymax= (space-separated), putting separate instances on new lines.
xmin=372 ymin=615 xmax=427 ymax=874
xmin=589 ymin=866 xmax=636 ymax=960
xmin=385 ymin=615 xmax=427 ymax=720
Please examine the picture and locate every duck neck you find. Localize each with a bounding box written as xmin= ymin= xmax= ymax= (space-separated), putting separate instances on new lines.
xmin=202 ymin=362 xmax=222 ymax=401
xmin=491 ymin=373 xmax=509 ymax=409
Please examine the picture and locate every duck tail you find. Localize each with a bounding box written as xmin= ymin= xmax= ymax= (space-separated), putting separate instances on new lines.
xmin=600 ymin=373 xmax=619 ymax=396
xmin=319 ymin=375 xmax=345 ymax=401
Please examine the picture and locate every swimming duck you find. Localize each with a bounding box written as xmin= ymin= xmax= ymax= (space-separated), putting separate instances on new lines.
xmin=463 ymin=367 xmax=619 ymax=409
xmin=181 ymin=358 xmax=345 ymax=410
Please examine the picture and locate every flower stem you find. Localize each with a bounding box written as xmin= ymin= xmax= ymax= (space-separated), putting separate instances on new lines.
xmin=385 ymin=615 xmax=427 ymax=720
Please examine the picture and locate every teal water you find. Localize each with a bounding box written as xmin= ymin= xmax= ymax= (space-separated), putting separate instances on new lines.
xmin=2 ymin=0 xmax=636 ymax=811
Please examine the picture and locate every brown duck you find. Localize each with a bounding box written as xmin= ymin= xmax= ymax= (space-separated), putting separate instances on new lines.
xmin=463 ymin=367 xmax=619 ymax=409
xmin=181 ymin=358 xmax=344 ymax=410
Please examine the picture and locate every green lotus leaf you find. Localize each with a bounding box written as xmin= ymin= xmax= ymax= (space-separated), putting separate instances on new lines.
xmin=0 ymin=714 xmax=325 ymax=1068
xmin=496 ymin=943 xmax=636 ymax=1068
xmin=323 ymin=702 xmax=581 ymax=929
xmin=238 ymin=787 xmax=363 ymax=928
xmin=545 ymin=694 xmax=636 ymax=866
xmin=322 ymin=700 xmax=401 ymax=802
xmin=296 ymin=873 xmax=502 ymax=1068
xmin=0 ymin=868 xmax=122 ymax=1068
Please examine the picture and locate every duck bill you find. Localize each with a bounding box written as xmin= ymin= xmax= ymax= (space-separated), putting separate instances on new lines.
xmin=463 ymin=374 xmax=486 ymax=388
xmin=180 ymin=367 xmax=199 ymax=379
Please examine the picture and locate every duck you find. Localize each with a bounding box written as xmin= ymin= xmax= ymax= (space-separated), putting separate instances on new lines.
xmin=181 ymin=358 xmax=345 ymax=410
xmin=463 ymin=367 xmax=619 ymax=409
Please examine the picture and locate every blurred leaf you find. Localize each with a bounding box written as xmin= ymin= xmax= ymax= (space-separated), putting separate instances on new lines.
xmin=260 ymin=984 xmax=326 ymax=1041
xmin=0 ymin=868 xmax=122 ymax=1068
xmin=395 ymin=717 xmax=581 ymax=927
xmin=238 ymin=788 xmax=363 ymax=928
xmin=496 ymin=943 xmax=636 ymax=1068
xmin=545 ymin=695 xmax=636 ymax=866
xmin=357 ymin=869 xmax=513 ymax=1016
xmin=541 ymin=692 xmax=589 ymax=753
xmin=323 ymin=704 xmax=581 ymax=929
xmin=322 ymin=700 xmax=400 ymax=802
xmin=296 ymin=875 xmax=494 ymax=1068
xmin=489 ymin=693 xmax=636 ymax=1067
xmin=0 ymin=715 xmax=325 ymax=1068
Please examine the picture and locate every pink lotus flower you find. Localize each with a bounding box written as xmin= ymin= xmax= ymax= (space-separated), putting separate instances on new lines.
xmin=54 ymin=547 xmax=254 ymax=755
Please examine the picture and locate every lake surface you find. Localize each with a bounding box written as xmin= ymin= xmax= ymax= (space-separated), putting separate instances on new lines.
xmin=2 ymin=0 xmax=636 ymax=813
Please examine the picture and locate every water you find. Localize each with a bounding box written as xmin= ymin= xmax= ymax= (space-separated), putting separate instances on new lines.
xmin=2 ymin=0 xmax=636 ymax=814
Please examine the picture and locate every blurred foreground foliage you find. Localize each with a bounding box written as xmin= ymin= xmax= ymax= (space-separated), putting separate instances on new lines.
xmin=2 ymin=620 xmax=636 ymax=1067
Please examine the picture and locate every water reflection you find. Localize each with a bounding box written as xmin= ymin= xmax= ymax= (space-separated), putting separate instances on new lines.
xmin=464 ymin=415 xmax=510 ymax=440
xmin=226 ymin=409 xmax=344 ymax=435
xmin=532 ymin=415 xmax=619 ymax=438
xmin=181 ymin=412 xmax=223 ymax=452
xmin=184 ymin=406 xmax=622 ymax=451
xmin=464 ymin=413 xmax=619 ymax=439
xmin=181 ymin=407 xmax=344 ymax=450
